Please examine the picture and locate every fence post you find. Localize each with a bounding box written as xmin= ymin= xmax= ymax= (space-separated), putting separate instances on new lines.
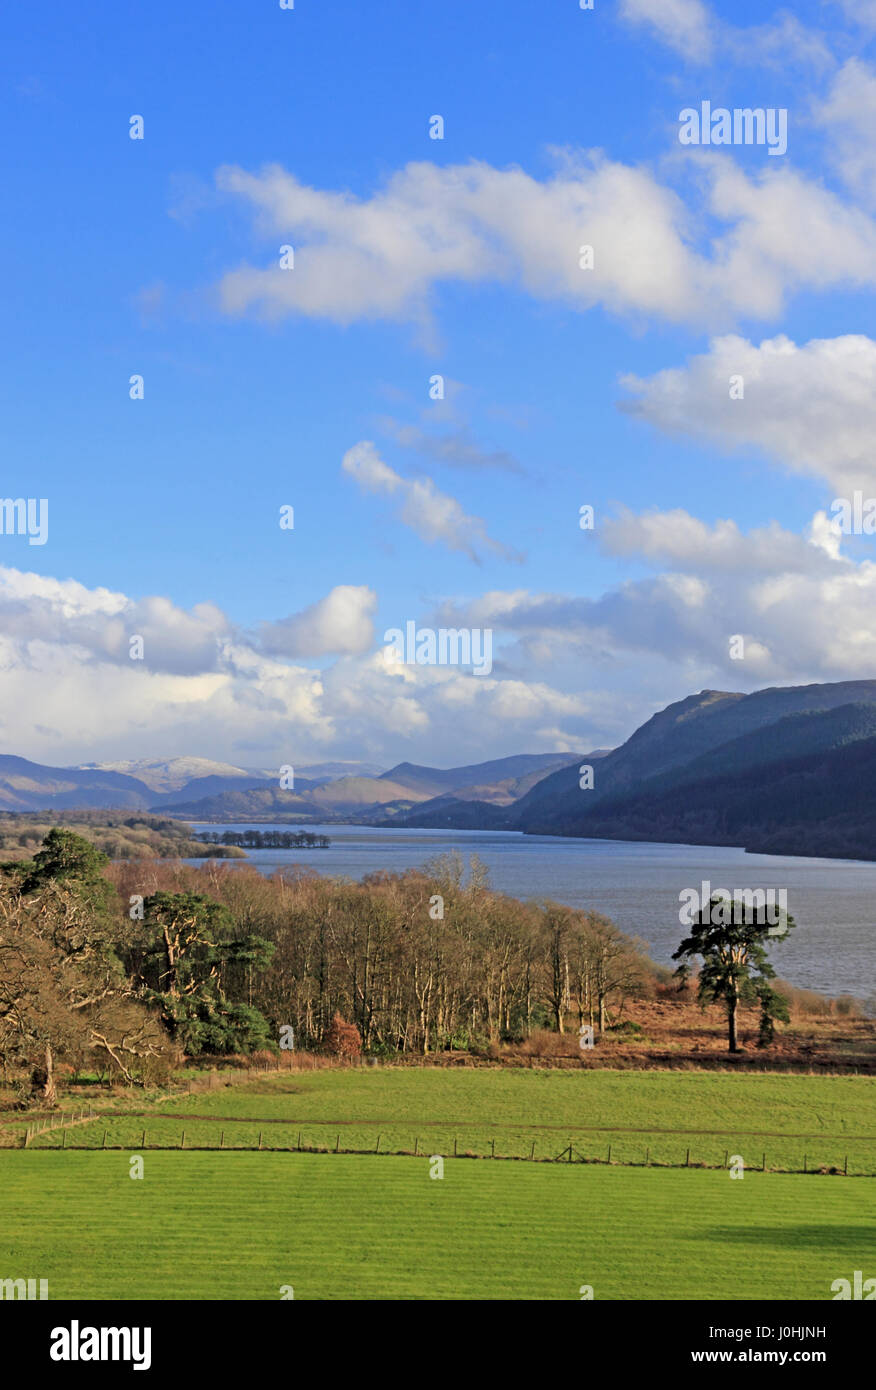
xmin=685 ymin=1148 xmax=690 ymax=1167
xmin=454 ymin=1136 xmax=458 ymax=1157
xmin=297 ymin=1131 xmax=301 ymax=1151
xmin=762 ymin=1152 xmax=766 ymax=1172
xmin=220 ymin=1131 xmax=224 ymax=1149
xmin=62 ymin=1128 xmax=66 ymax=1149
xmin=102 ymin=1131 xmax=107 ymax=1149
xmin=646 ymin=1147 xmax=650 ymax=1167
xmin=375 ymin=1134 xmax=380 ymax=1153
xmin=844 ymin=1154 xmax=848 ymax=1176
xmin=181 ymin=1130 xmax=185 ymax=1150
xmin=258 ymin=1132 xmax=263 ymax=1150
xmin=607 ymin=1144 xmax=612 ymax=1164
xmin=803 ymin=1154 xmax=807 ymax=1173
xmin=335 ymin=1133 xmax=340 ymax=1153
xmin=491 ymin=1139 xmax=495 ymax=1159
xmin=142 ymin=1130 xmax=146 ymax=1149
xmin=414 ymin=1136 xmax=419 ymax=1155
xmin=530 ymin=1140 xmax=535 ymax=1160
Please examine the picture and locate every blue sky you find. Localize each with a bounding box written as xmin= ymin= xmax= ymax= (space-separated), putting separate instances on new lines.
xmin=1 ymin=0 xmax=875 ymax=769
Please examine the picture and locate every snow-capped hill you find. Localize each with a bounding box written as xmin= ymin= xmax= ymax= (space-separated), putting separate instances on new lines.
xmin=74 ymin=757 xmax=272 ymax=793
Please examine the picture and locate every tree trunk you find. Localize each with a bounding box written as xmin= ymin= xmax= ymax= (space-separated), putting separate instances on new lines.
xmin=728 ymin=989 xmax=740 ymax=1053
xmin=41 ymin=1043 xmax=56 ymax=1106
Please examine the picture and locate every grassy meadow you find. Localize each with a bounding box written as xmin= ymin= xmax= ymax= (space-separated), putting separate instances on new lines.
xmin=22 ymin=1067 xmax=876 ymax=1173
xmin=1 ymin=1150 xmax=872 ymax=1300
xmin=4 ymin=1068 xmax=873 ymax=1299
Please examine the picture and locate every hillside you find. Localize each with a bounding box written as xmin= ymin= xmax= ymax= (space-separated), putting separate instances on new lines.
xmin=552 ymin=732 xmax=876 ymax=861
xmin=76 ymin=756 xmax=273 ymax=793
xmin=380 ymin=683 xmax=876 ymax=858
xmin=0 ymin=754 xmax=375 ymax=815
xmin=0 ymin=755 xmax=157 ymax=811
xmin=164 ymin=753 xmax=581 ymax=823
xmin=380 ymin=753 xmax=579 ymax=797
xmin=514 ymin=681 xmax=876 ymax=836
xmin=161 ymin=775 xmax=430 ymax=821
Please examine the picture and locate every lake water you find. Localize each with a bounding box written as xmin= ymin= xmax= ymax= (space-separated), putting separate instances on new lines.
xmin=188 ymin=824 xmax=876 ymax=1004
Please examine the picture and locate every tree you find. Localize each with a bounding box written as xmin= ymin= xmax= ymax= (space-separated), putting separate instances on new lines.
xmin=134 ymin=892 xmax=274 ymax=1054
xmin=672 ymin=893 xmax=795 ymax=1053
xmin=580 ymin=914 xmax=645 ymax=1034
xmin=20 ymin=828 xmax=113 ymax=906
xmin=541 ymin=904 xmax=574 ymax=1033
xmin=0 ymin=882 xmax=169 ymax=1102
xmin=324 ymin=1012 xmax=361 ymax=1057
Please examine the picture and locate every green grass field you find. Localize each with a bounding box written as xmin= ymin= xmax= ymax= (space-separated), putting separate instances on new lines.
xmin=26 ymin=1069 xmax=876 ymax=1172
xmin=5 ymin=1069 xmax=873 ymax=1299
xmin=1 ymin=1152 xmax=873 ymax=1299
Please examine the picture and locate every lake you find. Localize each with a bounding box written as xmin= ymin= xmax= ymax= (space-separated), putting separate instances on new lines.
xmin=188 ymin=823 xmax=876 ymax=1004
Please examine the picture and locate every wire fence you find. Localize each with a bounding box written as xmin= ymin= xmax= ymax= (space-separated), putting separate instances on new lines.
xmin=22 ymin=1123 xmax=870 ymax=1176
xmin=23 ymin=1108 xmax=98 ymax=1147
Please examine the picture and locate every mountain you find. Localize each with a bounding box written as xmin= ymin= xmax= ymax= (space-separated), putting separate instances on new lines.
xmin=11 ymin=680 xmax=876 ymax=857
xmin=161 ymin=753 xmax=582 ymax=823
xmin=0 ymin=755 xmax=156 ymax=811
xmin=376 ymin=753 xmax=601 ymax=828
xmin=161 ymin=775 xmax=431 ymax=822
xmin=158 ymin=773 xmax=324 ymax=807
xmin=371 ymin=681 xmax=876 ymax=858
xmin=514 ymin=681 xmax=876 ymax=835
xmin=380 ymin=796 xmax=513 ymax=830
xmin=380 ymin=753 xmax=580 ymax=798
xmin=298 ymin=761 xmax=386 ymax=781
xmin=76 ymin=756 xmax=273 ymax=794
xmin=556 ymin=724 xmax=876 ymax=861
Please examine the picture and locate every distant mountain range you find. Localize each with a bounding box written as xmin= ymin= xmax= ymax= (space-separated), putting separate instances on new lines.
xmin=161 ymin=753 xmax=581 ymax=821
xmin=386 ymin=680 xmax=876 ymax=860
xmin=0 ymin=755 xmax=385 ymax=814
xmin=6 ymin=679 xmax=876 ymax=858
xmin=0 ymin=751 xmax=580 ymax=824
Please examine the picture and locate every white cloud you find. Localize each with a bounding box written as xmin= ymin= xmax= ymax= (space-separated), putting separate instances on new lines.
xmin=601 ymin=508 xmax=837 ymax=575
xmin=4 ymin=503 xmax=876 ymax=769
xmin=430 ymin=507 xmax=876 ymax=684
xmin=728 ymin=14 xmax=833 ymax=73
xmin=816 ymin=59 xmax=876 ymax=206
xmin=0 ymin=566 xmax=603 ymax=767
xmin=620 ymin=0 xmax=713 ymax=61
xmin=620 ymin=333 xmax=876 ymax=495
xmin=342 ymin=440 xmax=519 ymax=563
xmin=836 ymin=0 xmax=876 ymax=26
xmin=620 ymin=0 xmax=831 ymax=70
xmin=0 ymin=568 xmax=229 ymax=675
xmin=209 ymin=156 xmax=876 ymax=332
xmin=258 ymin=585 xmax=377 ymax=658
